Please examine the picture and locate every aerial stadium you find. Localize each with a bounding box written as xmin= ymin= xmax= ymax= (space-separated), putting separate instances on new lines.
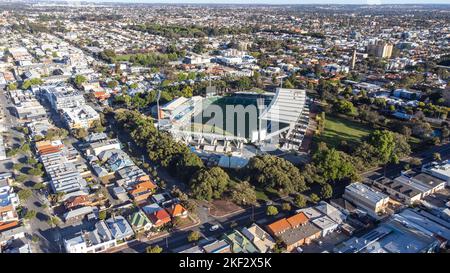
xmin=159 ymin=88 xmax=311 ymax=157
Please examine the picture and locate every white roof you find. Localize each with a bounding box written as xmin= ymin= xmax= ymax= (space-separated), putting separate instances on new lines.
xmin=345 ymin=183 xmax=389 ymax=203
xmin=311 ymin=215 xmax=339 ymax=230
xmin=161 ymin=97 xmax=189 ymax=112
xmin=259 ymin=88 xmax=307 ymax=124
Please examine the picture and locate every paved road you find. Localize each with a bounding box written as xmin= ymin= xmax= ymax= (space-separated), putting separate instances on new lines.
xmin=362 ymin=142 xmax=450 ymax=181
xmin=0 ymin=97 xmax=58 ymax=252
xmin=114 ymin=141 xmax=450 ymax=253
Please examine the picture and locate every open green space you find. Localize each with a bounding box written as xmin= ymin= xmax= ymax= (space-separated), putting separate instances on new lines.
xmin=314 ymin=115 xmax=373 ymax=148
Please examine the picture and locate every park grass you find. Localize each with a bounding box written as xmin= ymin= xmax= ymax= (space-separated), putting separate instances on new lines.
xmin=255 ymin=189 xmax=270 ymax=202
xmin=314 ymin=115 xmax=373 ymax=149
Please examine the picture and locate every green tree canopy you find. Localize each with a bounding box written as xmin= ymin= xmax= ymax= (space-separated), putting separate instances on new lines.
xmin=229 ymin=181 xmax=257 ymax=206
xmin=312 ymin=144 xmax=356 ymax=182
xmin=246 ymin=155 xmax=307 ymax=194
xmin=189 ymin=167 xmax=229 ymax=201
xmin=266 ymin=205 xmax=279 ymax=216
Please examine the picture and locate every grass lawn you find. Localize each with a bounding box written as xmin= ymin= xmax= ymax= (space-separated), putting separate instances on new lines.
xmin=255 ymin=189 xmax=270 ymax=202
xmin=315 ymin=115 xmax=373 ymax=149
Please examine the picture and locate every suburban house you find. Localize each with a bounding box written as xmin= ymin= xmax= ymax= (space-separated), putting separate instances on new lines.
xmin=148 ymin=208 xmax=171 ymax=228
xmin=128 ymin=179 xmax=157 ymax=203
xmin=128 ymin=210 xmax=152 ymax=232
xmin=166 ymin=203 xmax=188 ymax=219
xmin=241 ymin=223 xmax=276 ymax=253
xmin=202 ymin=239 xmax=232 ymax=253
xmin=222 ymin=230 xmax=259 ymax=253
xmin=266 ymin=212 xmax=321 ymax=252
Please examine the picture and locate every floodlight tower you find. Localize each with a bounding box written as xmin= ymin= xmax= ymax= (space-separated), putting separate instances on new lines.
xmin=156 ymin=89 xmax=161 ymax=130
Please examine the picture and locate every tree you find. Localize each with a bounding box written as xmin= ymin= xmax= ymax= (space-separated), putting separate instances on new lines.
xmin=246 ymin=155 xmax=306 ymax=194
xmin=320 ymin=184 xmax=333 ymax=199
xmin=7 ymin=82 xmax=17 ymax=90
xmin=189 ymin=167 xmax=229 ymax=201
xmin=367 ymin=130 xmax=410 ymax=164
xmin=192 ymin=41 xmax=205 ymax=54
xmin=21 ymin=78 xmax=43 ymax=90
xmin=174 ymin=151 xmax=204 ymax=182
xmin=13 ymin=163 xmax=24 ymax=172
xmin=266 ymin=205 xmax=279 ymax=216
xmin=45 ymin=128 xmax=68 ymax=140
xmin=73 ymin=75 xmax=87 ymax=86
xmin=187 ymin=231 xmax=201 ymax=242
xmin=146 ymin=245 xmax=163 ymax=253
xmin=312 ymin=144 xmax=356 ymax=182
xmin=294 ymin=194 xmax=307 ymax=208
xmin=33 ymin=182 xmax=46 ymax=190
xmin=24 ymin=209 xmax=37 ymax=220
xmin=282 ymin=202 xmax=291 ymax=211
xmin=98 ymin=210 xmax=107 ymax=220
xmin=433 ymin=152 xmax=442 ymax=162
xmin=48 ymin=216 xmax=60 ymax=227
xmin=90 ymin=120 xmax=105 ymax=133
xmin=27 ymin=157 xmax=38 ymax=165
xmin=27 ymin=168 xmax=44 ymax=177
xmin=229 ymin=181 xmax=257 ymax=206
xmin=15 ymin=174 xmax=28 ymax=183
xmin=283 ymin=79 xmax=294 ymax=89
xmin=236 ymin=77 xmax=251 ymax=90
xmin=72 ymin=128 xmax=88 ymax=139
xmin=107 ymin=80 xmax=119 ymax=89
xmin=309 ymin=193 xmax=320 ymax=203
xmin=409 ymin=157 xmax=422 ymax=167
xmin=18 ymin=189 xmax=32 ymax=202
xmin=334 ymin=99 xmax=357 ymax=116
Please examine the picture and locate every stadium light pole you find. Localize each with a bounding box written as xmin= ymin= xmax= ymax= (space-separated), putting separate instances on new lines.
xmin=156 ymin=89 xmax=161 ymax=131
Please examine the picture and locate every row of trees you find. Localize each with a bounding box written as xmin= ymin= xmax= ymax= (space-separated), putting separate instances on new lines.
xmin=304 ymin=129 xmax=411 ymax=186
xmin=129 ymin=23 xmax=254 ymax=39
xmin=114 ymin=109 xmax=204 ymax=182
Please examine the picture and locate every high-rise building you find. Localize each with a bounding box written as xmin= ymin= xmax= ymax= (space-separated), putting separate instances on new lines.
xmin=367 ymin=42 xmax=393 ymax=59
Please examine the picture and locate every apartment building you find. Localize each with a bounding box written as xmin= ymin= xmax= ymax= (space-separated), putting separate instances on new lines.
xmin=62 ymin=104 xmax=100 ymax=129
xmin=43 ymin=86 xmax=85 ymax=111
xmin=367 ymin=42 xmax=393 ymax=59
xmin=343 ymin=183 xmax=390 ymax=217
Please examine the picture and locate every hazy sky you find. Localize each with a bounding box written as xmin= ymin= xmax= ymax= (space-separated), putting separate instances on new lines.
xmin=56 ymin=0 xmax=450 ymax=4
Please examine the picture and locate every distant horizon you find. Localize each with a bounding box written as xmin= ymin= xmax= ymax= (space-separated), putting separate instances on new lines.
xmin=32 ymin=0 xmax=450 ymax=5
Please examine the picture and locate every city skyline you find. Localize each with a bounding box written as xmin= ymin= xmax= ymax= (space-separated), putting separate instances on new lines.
xmin=39 ymin=0 xmax=450 ymax=5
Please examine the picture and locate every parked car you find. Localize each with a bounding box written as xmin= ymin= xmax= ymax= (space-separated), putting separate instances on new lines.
xmin=209 ymin=225 xmax=220 ymax=232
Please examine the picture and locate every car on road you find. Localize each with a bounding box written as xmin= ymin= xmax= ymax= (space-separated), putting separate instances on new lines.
xmin=296 ymin=247 xmax=303 ymax=253
xmin=209 ymin=225 xmax=220 ymax=231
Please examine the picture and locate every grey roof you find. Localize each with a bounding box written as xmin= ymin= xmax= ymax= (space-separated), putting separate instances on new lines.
xmin=202 ymin=239 xmax=231 ymax=253
xmin=105 ymin=216 xmax=134 ymax=240
xmin=335 ymin=214 xmax=439 ymax=253
xmin=279 ymin=222 xmax=321 ymax=246
xmin=64 ymin=206 xmax=93 ymax=220
xmin=397 ymin=209 xmax=450 ymax=241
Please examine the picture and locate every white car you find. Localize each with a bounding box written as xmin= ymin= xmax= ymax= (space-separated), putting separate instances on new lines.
xmin=296 ymin=247 xmax=304 ymax=253
xmin=209 ymin=225 xmax=220 ymax=232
